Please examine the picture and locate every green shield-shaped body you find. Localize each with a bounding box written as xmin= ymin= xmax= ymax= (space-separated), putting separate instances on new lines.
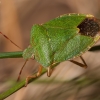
xmin=23 ymin=14 xmax=100 ymax=67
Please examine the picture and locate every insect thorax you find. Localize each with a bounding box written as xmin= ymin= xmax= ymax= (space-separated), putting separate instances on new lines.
xmin=25 ymin=14 xmax=100 ymax=68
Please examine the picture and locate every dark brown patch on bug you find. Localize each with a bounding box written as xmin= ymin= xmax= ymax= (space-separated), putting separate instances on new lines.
xmin=78 ymin=18 xmax=100 ymax=37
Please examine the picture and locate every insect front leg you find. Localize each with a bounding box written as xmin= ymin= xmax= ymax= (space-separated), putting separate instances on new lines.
xmin=25 ymin=65 xmax=43 ymax=86
xmin=69 ymin=56 xmax=88 ymax=68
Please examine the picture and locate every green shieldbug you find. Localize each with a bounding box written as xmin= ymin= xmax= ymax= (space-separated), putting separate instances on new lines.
xmin=1 ymin=13 xmax=100 ymax=86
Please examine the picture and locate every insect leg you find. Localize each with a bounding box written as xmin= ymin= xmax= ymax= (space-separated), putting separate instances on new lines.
xmin=69 ymin=56 xmax=88 ymax=68
xmin=17 ymin=60 xmax=28 ymax=81
xmin=80 ymin=56 xmax=88 ymax=68
xmin=47 ymin=67 xmax=53 ymax=77
xmin=25 ymin=65 xmax=43 ymax=86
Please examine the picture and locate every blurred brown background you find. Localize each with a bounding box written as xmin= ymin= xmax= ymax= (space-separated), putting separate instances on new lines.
xmin=0 ymin=0 xmax=100 ymax=100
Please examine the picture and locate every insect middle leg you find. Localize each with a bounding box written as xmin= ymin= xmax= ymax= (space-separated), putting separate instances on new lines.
xmin=69 ymin=56 xmax=88 ymax=68
xmin=25 ymin=65 xmax=43 ymax=86
xmin=47 ymin=66 xmax=53 ymax=77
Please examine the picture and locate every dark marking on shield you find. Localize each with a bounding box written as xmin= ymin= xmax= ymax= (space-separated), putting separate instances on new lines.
xmin=78 ymin=18 xmax=100 ymax=37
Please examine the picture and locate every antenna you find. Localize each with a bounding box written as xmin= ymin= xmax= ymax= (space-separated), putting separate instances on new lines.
xmin=17 ymin=60 xmax=28 ymax=81
xmin=0 ymin=32 xmax=22 ymax=50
